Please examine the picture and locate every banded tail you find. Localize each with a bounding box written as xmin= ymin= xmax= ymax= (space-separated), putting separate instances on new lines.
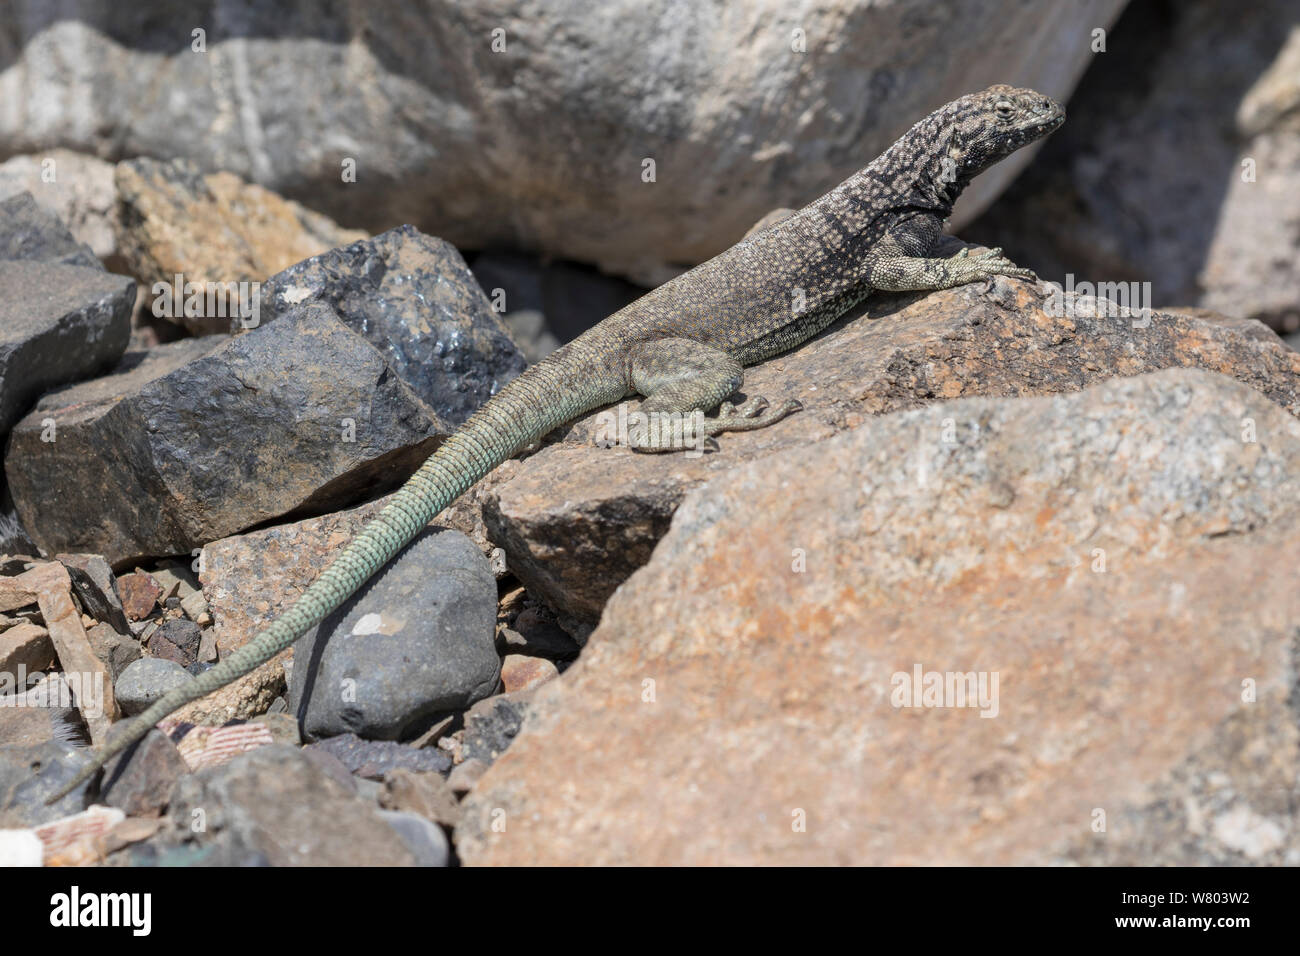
xmin=47 ymin=356 xmax=598 ymax=803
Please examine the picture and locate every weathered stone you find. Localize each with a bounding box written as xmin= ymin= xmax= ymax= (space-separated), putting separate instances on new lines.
xmin=289 ymin=529 xmax=499 ymax=740
xmin=114 ymin=657 xmax=194 ymax=716
xmin=6 ymin=305 xmax=448 ymax=563
xmin=115 ymin=158 xmax=366 ymax=334
xmin=0 ymin=151 xmax=120 ymax=266
xmin=56 ymin=554 xmax=131 ymax=633
xmin=0 ymin=2 xmax=1120 ymax=282
xmin=149 ymin=745 xmax=417 ymax=865
xmin=84 ymin=621 xmax=141 ymax=681
xmin=378 ymin=809 xmax=451 ymax=866
xmin=305 ymin=733 xmax=452 ymax=780
xmin=263 ymin=226 xmax=526 ymax=426
xmin=381 ymin=768 xmax=462 ymax=829
xmin=485 ymin=267 xmax=1300 ymax=621
xmin=462 ymin=691 xmax=533 ymax=766
xmin=458 ymin=370 xmax=1300 ymax=865
xmin=0 ymin=621 xmax=54 ymax=674
xmin=500 ymin=654 xmax=559 ymax=694
xmin=116 ymin=571 xmax=163 ymax=621
xmin=147 ymin=618 xmax=201 ymax=667
xmin=0 ymin=192 xmax=100 ymax=269
xmin=0 ymin=259 xmax=132 ymax=436
xmin=0 ymin=740 xmax=93 ymax=826
xmin=101 ymin=727 xmax=188 ymax=817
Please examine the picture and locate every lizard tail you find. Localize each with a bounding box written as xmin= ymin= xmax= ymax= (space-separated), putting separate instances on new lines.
xmin=46 ymin=358 xmax=596 ymax=804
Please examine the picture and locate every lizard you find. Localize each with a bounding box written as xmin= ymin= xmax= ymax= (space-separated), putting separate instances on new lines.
xmin=49 ymin=84 xmax=1064 ymax=802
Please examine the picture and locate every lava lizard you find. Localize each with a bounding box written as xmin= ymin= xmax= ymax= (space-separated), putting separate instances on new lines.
xmin=49 ymin=84 xmax=1064 ymax=801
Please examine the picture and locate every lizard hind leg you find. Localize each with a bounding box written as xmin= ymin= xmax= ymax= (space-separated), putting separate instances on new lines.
xmin=626 ymin=337 xmax=801 ymax=453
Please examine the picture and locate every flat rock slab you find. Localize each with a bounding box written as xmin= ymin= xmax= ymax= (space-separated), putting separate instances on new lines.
xmin=264 ymin=225 xmax=527 ymax=427
xmin=289 ymin=528 xmax=500 ymax=740
xmin=6 ymin=305 xmax=448 ymax=564
xmin=485 ymin=274 xmax=1300 ymax=622
xmin=458 ymin=370 xmax=1300 ymax=865
xmin=0 ymin=259 xmax=133 ymax=436
xmin=0 ymin=192 xmax=100 ymax=269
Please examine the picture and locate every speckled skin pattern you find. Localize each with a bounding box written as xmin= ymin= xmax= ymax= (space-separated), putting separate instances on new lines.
xmin=50 ymin=86 xmax=1064 ymax=801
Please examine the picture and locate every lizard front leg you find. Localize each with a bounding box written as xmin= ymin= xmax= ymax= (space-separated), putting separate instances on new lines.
xmin=868 ymin=246 xmax=1036 ymax=292
xmin=622 ymin=337 xmax=801 ymax=452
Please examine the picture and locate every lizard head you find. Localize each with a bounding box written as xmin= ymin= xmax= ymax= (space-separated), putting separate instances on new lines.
xmin=941 ymin=85 xmax=1064 ymax=181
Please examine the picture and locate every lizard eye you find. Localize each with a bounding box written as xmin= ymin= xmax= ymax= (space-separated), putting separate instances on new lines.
xmin=995 ymin=100 xmax=1015 ymax=119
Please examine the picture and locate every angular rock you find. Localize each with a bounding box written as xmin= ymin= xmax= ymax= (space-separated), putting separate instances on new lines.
xmin=115 ymin=158 xmax=366 ymax=334
xmin=114 ymin=657 xmax=194 ymax=716
xmin=151 ymin=745 xmax=417 ymax=865
xmin=0 ymin=150 xmax=121 ymax=265
xmin=462 ymin=691 xmax=532 ymax=766
xmin=485 ymin=269 xmax=1300 ymax=621
xmin=147 ymin=618 xmax=201 ymax=667
xmin=0 ymin=259 xmax=133 ymax=436
xmin=116 ymin=571 xmax=164 ymax=621
xmin=85 ymin=621 xmax=141 ymax=681
xmin=289 ymin=529 xmax=499 ymax=740
xmin=381 ymin=769 xmax=462 ymax=829
xmin=263 ymin=226 xmax=527 ymax=426
xmin=378 ymin=809 xmax=451 ymax=866
xmin=500 ymin=654 xmax=559 ymax=694
xmin=304 ymin=734 xmax=452 ymax=781
xmin=0 ymin=621 xmax=54 ymax=674
xmin=56 ymin=553 xmax=131 ymax=633
xmin=101 ymin=727 xmax=188 ymax=816
xmin=0 ymin=740 xmax=93 ymax=826
xmin=0 ymin=192 xmax=100 ymax=269
xmin=6 ymin=305 xmax=448 ymax=563
xmin=458 ymin=370 xmax=1300 ymax=865
xmin=0 ymin=1 xmax=1120 ymax=281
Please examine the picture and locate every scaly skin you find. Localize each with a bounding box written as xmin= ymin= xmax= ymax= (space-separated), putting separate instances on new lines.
xmin=48 ymin=85 xmax=1064 ymax=802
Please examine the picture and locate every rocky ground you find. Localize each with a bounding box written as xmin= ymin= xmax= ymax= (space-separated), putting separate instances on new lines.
xmin=1 ymin=0 xmax=1298 ymax=867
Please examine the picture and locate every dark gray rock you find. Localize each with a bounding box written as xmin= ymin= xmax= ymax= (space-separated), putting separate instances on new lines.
xmin=6 ymin=305 xmax=449 ymax=563
xmin=114 ymin=657 xmax=194 ymax=716
xmin=304 ymin=733 xmax=452 ymax=781
xmin=290 ymin=528 xmax=499 ymax=740
xmin=101 ymin=727 xmax=188 ymax=816
xmin=378 ymin=809 xmax=450 ymax=866
xmin=57 ymin=553 xmax=131 ymax=633
xmin=0 ymin=192 xmax=100 ymax=269
xmin=147 ymin=618 xmax=201 ymax=666
xmin=263 ymin=226 xmax=526 ymax=427
xmin=151 ymin=745 xmax=417 ymax=865
xmin=462 ymin=691 xmax=532 ymax=765
xmin=85 ymin=621 xmax=142 ymax=681
xmin=0 ymin=259 xmax=133 ymax=436
xmin=0 ymin=740 xmax=93 ymax=826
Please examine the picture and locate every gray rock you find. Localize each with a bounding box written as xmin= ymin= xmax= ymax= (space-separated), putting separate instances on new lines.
xmin=264 ymin=226 xmax=527 ymax=426
xmin=114 ymin=657 xmax=194 ymax=716
xmin=101 ymin=727 xmax=188 ymax=816
xmin=57 ymin=553 xmax=131 ymax=634
xmin=6 ymin=305 xmax=449 ymax=563
xmin=0 ymin=151 xmax=121 ymax=266
xmin=151 ymin=745 xmax=417 ymax=865
xmin=0 ymin=192 xmax=100 ymax=269
xmin=85 ymin=621 xmax=142 ymax=681
xmin=462 ymin=692 xmax=532 ymax=765
xmin=147 ymin=618 xmax=201 ymax=666
xmin=377 ymin=809 xmax=451 ymax=866
xmin=0 ymin=740 xmax=93 ymax=826
xmin=0 ymin=259 xmax=133 ymax=436
xmin=304 ymin=733 xmax=452 ymax=780
xmin=290 ymin=529 xmax=499 ymax=740
xmin=0 ymin=1 xmax=1120 ymax=281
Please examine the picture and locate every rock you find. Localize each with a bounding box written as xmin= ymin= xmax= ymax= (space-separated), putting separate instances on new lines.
xmin=446 ymin=758 xmax=489 ymax=797
xmin=0 ymin=192 xmax=100 ymax=269
xmin=0 ymin=741 xmax=93 ymax=826
xmin=101 ymin=728 xmax=188 ymax=816
xmin=380 ymin=769 xmax=462 ymax=829
xmin=0 ymin=674 xmax=87 ymax=748
xmin=289 ymin=529 xmax=499 ymax=740
xmin=458 ymin=369 xmax=1300 ymax=864
xmin=498 ymin=604 xmax=581 ymax=660
xmin=114 ymin=657 xmax=194 ymax=716
xmin=0 ymin=259 xmax=133 ymax=436
xmin=485 ymin=266 xmax=1300 ymax=622
xmin=6 ymin=305 xmax=448 ymax=563
xmin=462 ymin=692 xmax=532 ymax=765
xmin=147 ymin=618 xmax=201 ymax=667
xmin=970 ymin=0 xmax=1300 ymax=332
xmin=0 ymin=150 xmax=121 ymax=265
xmin=0 ymin=2 xmax=1120 ymax=282
xmin=263 ymin=226 xmax=527 ymax=426
xmin=34 ymin=804 xmax=125 ymax=866
xmin=304 ymin=734 xmax=452 ymax=780
xmin=56 ymin=554 xmax=131 ymax=633
xmin=0 ymin=621 xmax=55 ymax=674
xmin=116 ymin=571 xmax=163 ymax=622
xmin=500 ymin=655 xmax=559 ymax=694
xmin=377 ymin=809 xmax=451 ymax=866
xmin=115 ymin=158 xmax=366 ymax=335
xmin=84 ymin=622 xmax=141 ymax=681
xmin=152 ymin=745 xmax=417 ymax=865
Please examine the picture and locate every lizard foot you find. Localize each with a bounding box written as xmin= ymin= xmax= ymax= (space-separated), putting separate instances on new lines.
xmin=707 ymin=396 xmax=803 ymax=434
